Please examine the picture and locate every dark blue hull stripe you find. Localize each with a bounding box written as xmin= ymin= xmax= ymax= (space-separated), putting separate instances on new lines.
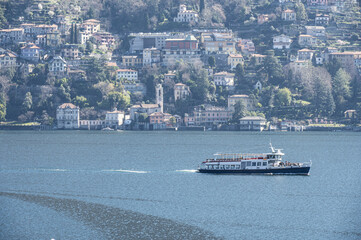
xmin=198 ymin=167 xmax=310 ymax=175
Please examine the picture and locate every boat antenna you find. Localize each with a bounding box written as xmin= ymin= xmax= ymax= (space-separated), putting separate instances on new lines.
xmin=269 ymin=140 xmax=275 ymax=153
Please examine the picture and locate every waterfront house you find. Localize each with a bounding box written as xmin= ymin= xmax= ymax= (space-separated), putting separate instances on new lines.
xmin=130 ymin=104 xmax=162 ymax=120
xmin=105 ymin=109 xmax=125 ymax=128
xmin=239 ymin=116 xmax=267 ymax=131
xmin=56 ymin=103 xmax=80 ymax=129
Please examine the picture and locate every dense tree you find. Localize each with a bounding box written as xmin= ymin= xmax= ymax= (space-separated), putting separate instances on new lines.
xmin=332 ymin=68 xmax=351 ymax=114
xmin=22 ymin=92 xmax=33 ymax=113
xmin=326 ymin=58 xmax=342 ymax=77
xmin=200 ymin=0 xmax=205 ymax=13
xmin=275 ymin=88 xmax=292 ymax=107
xmin=86 ymin=41 xmax=94 ymax=54
xmin=262 ymin=54 xmax=284 ymax=86
xmin=73 ymin=96 xmax=89 ymax=109
xmin=313 ymin=76 xmax=335 ymax=117
xmin=0 ymin=93 xmax=6 ymax=121
xmin=101 ymin=91 xmax=130 ymax=110
xmin=208 ymin=56 xmax=216 ymax=68
xmin=58 ymin=84 xmax=71 ymax=102
xmin=231 ymin=100 xmax=246 ymax=122
xmin=295 ymin=2 xmax=307 ymax=21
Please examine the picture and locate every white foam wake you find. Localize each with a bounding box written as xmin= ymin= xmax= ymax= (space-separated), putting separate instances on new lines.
xmin=176 ymin=169 xmax=198 ymax=173
xmin=102 ymin=169 xmax=148 ymax=174
xmin=37 ymin=168 xmax=68 ymax=172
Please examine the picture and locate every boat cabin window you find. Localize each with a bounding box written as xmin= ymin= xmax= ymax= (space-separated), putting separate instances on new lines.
xmin=247 ymin=161 xmax=251 ymax=166
xmin=252 ymin=162 xmax=256 ymax=166
xmin=263 ymin=162 xmax=267 ymax=166
xmin=257 ymin=162 xmax=261 ymax=166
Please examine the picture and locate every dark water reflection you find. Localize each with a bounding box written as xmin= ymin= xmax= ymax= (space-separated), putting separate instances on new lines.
xmin=0 ymin=192 xmax=221 ymax=240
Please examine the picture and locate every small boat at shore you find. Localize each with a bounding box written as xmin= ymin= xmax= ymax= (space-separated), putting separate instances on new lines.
xmin=198 ymin=144 xmax=311 ymax=175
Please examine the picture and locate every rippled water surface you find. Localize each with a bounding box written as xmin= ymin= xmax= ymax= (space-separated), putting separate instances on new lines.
xmin=1 ymin=130 xmax=361 ymax=240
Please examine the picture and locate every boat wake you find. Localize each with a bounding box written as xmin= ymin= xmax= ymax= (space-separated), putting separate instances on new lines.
xmin=102 ymin=169 xmax=149 ymax=174
xmin=176 ymin=169 xmax=198 ymax=173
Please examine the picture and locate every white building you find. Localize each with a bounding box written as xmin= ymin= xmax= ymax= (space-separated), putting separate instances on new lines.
xmin=282 ymin=9 xmax=296 ymax=21
xmin=213 ymin=72 xmax=235 ymax=87
xmin=239 ymin=116 xmax=267 ymax=131
xmin=49 ymin=56 xmax=67 ymax=76
xmin=174 ymin=83 xmax=191 ymax=101
xmin=143 ymin=47 xmax=161 ymax=66
xmin=56 ymin=103 xmax=80 ymax=129
xmin=130 ymin=104 xmax=162 ymax=120
xmin=0 ymin=51 xmax=17 ymax=69
xmin=174 ymin=4 xmax=199 ymax=23
xmin=305 ymin=26 xmax=326 ymax=38
xmin=273 ymin=34 xmax=292 ymax=49
xmin=129 ymin=32 xmax=170 ymax=53
xmin=116 ymin=69 xmax=138 ymax=81
xmin=228 ymin=95 xmax=254 ymax=112
xmin=227 ymin=54 xmax=244 ymax=70
xmin=298 ymin=34 xmax=318 ymax=47
xmin=105 ymin=109 xmax=124 ymax=128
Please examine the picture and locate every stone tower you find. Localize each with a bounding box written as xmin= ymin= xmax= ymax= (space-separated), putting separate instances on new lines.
xmin=156 ymin=84 xmax=163 ymax=113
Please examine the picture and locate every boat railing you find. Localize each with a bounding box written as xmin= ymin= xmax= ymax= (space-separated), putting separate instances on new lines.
xmin=206 ymin=153 xmax=268 ymax=162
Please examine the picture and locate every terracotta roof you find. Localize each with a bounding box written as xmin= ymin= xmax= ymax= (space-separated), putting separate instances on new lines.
xmin=298 ymin=48 xmax=315 ymax=52
xmin=214 ymin=71 xmax=234 ymax=76
xmin=240 ymin=116 xmax=266 ymax=121
xmin=58 ymin=103 xmax=78 ymax=109
xmin=330 ymin=51 xmax=361 ymax=55
xmin=107 ymin=110 xmax=124 ymax=114
xmin=140 ymin=104 xmax=160 ymax=109
xmin=229 ymin=94 xmax=249 ymax=98
xmin=131 ymin=104 xmax=160 ymax=109
xmin=229 ymin=54 xmax=243 ymax=58
xmin=116 ymin=69 xmax=137 ymax=72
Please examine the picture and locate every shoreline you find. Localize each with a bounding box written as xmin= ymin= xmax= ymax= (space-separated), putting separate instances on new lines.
xmin=0 ymin=125 xmax=360 ymax=132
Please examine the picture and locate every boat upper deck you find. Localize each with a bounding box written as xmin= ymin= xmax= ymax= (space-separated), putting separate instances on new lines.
xmin=205 ymin=153 xmax=268 ymax=163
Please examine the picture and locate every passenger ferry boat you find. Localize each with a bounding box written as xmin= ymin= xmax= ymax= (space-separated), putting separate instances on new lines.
xmin=198 ymin=144 xmax=311 ymax=175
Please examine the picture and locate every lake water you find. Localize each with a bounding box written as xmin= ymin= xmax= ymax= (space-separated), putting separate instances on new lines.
xmin=0 ymin=130 xmax=361 ymax=240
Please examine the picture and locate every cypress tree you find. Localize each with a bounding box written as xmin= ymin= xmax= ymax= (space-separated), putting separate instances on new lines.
xmin=70 ymin=23 xmax=74 ymax=44
xmin=200 ymin=0 xmax=205 ymax=13
xmin=74 ymin=24 xmax=78 ymax=44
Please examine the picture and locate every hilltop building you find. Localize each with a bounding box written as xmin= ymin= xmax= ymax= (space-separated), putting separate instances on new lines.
xmin=174 ymin=4 xmax=199 ymax=23
xmin=174 ymin=83 xmax=191 ymax=101
xmin=116 ymin=69 xmax=138 ymax=81
xmin=162 ymin=35 xmax=201 ymax=66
